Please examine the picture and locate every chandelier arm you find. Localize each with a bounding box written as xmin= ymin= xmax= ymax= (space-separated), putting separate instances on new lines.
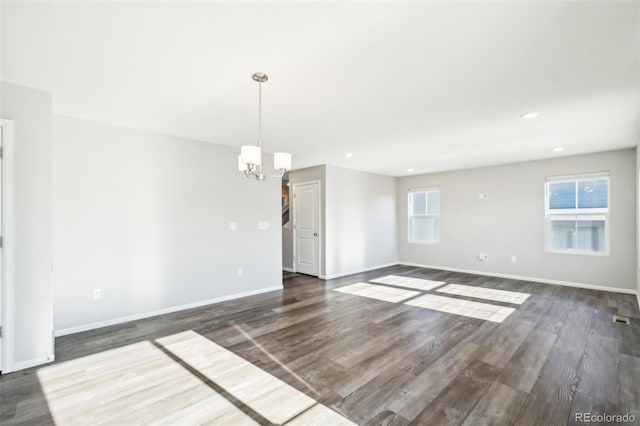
xmin=244 ymin=170 xmax=263 ymax=180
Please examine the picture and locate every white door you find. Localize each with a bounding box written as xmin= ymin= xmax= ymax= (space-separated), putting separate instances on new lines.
xmin=293 ymin=182 xmax=320 ymax=276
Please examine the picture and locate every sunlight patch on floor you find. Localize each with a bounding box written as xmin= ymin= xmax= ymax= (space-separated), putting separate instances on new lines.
xmin=405 ymin=294 xmax=515 ymax=323
xmin=287 ymin=402 xmax=357 ymax=425
xmin=232 ymin=323 xmax=321 ymax=396
xmin=36 ymin=331 xmax=354 ymax=425
xmin=370 ymin=274 xmax=446 ymax=291
xmin=333 ymin=282 xmax=420 ymax=303
xmin=156 ymin=331 xmax=319 ymax=425
xmin=436 ymin=283 xmax=530 ymax=304
xmin=37 ymin=340 xmax=236 ymax=425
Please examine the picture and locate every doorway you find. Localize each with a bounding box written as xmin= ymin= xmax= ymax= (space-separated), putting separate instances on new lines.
xmin=292 ymin=181 xmax=321 ymax=277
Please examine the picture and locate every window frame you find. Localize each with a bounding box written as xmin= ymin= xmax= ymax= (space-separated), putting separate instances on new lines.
xmin=408 ymin=187 xmax=441 ymax=245
xmin=544 ymin=173 xmax=610 ymax=256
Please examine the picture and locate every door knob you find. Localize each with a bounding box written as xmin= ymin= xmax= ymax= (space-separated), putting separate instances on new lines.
xmin=313 ymin=233 xmax=318 ymax=237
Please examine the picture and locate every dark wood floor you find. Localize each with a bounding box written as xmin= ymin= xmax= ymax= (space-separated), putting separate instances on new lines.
xmin=2 ymin=265 xmax=640 ymax=425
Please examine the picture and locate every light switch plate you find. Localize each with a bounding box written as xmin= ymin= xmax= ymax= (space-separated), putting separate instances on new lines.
xmin=228 ymin=222 xmax=238 ymax=231
xmin=258 ymin=221 xmax=269 ymax=230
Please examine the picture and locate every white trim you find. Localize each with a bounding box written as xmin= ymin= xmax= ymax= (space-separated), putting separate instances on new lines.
xmin=398 ymin=262 xmax=637 ymax=295
xmin=546 ymin=248 xmax=609 ymax=257
xmin=545 ymin=171 xmax=609 ymax=181
xmin=292 ymin=180 xmax=322 ymax=277
xmin=283 ymin=267 xmax=295 ymax=273
xmin=0 ymin=119 xmax=15 ymax=374
xmin=13 ymin=354 xmax=55 ymax=372
xmin=408 ymin=241 xmax=440 ymax=246
xmin=55 ymin=285 xmax=282 ymax=337
xmin=321 ymin=262 xmax=398 ymax=280
xmin=408 ymin=186 xmax=440 ymax=193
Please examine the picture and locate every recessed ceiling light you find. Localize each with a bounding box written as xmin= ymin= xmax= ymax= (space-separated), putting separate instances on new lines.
xmin=407 ymin=168 xmax=414 ymax=172
xmin=345 ymin=153 xmax=353 ymax=158
xmin=520 ymin=112 xmax=539 ymax=120
xmin=553 ymin=146 xmax=565 ymax=152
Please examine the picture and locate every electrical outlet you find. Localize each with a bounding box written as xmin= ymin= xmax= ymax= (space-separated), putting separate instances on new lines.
xmin=228 ymin=222 xmax=238 ymax=231
xmin=93 ymin=289 xmax=102 ymax=300
xmin=477 ymin=253 xmax=489 ymax=261
xmin=258 ymin=221 xmax=269 ymax=230
xmin=237 ymin=267 xmax=243 ymax=277
xmin=479 ymin=193 xmax=489 ymax=200
xmin=511 ymin=255 xmax=517 ymax=263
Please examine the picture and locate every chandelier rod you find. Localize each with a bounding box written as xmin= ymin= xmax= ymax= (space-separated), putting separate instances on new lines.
xmin=258 ymin=76 xmax=262 ymax=150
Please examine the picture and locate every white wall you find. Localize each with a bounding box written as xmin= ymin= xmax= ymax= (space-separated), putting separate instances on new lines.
xmin=324 ymin=165 xmax=397 ymax=279
xmin=286 ymin=165 xmax=397 ymax=279
xmin=0 ymin=82 xmax=54 ymax=369
xmin=52 ymin=116 xmax=282 ymax=333
xmin=397 ymin=149 xmax=637 ymax=292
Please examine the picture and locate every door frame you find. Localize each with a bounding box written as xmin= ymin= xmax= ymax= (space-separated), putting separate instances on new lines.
xmin=292 ymin=180 xmax=322 ymax=277
xmin=0 ymin=118 xmax=15 ymax=373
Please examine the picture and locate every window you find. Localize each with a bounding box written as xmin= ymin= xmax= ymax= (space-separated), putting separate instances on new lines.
xmin=408 ymin=188 xmax=440 ymax=244
xmin=545 ymin=174 xmax=609 ymax=255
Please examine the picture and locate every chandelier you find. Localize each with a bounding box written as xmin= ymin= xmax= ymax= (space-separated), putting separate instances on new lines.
xmin=238 ymin=73 xmax=291 ymax=180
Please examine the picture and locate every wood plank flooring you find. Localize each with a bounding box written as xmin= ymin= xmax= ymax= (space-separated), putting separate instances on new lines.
xmin=1 ymin=265 xmax=639 ymax=425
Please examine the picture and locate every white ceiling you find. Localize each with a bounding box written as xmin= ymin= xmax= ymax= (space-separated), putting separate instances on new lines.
xmin=1 ymin=1 xmax=639 ymax=176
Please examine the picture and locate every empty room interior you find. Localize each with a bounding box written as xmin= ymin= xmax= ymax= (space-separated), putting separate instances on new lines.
xmin=1 ymin=1 xmax=640 ymax=425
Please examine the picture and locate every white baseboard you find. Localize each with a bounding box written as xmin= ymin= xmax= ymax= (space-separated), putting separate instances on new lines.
xmin=283 ymin=267 xmax=295 ymax=273
xmin=320 ymin=262 xmax=399 ymax=280
xmin=12 ymin=354 xmax=55 ymax=372
xmin=55 ymin=285 xmax=283 ymax=337
xmin=399 ymin=262 xmax=637 ymax=295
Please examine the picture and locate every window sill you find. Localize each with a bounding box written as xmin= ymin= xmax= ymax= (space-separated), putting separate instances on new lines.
xmin=408 ymin=241 xmax=440 ymax=246
xmin=546 ymin=249 xmax=609 ymax=257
